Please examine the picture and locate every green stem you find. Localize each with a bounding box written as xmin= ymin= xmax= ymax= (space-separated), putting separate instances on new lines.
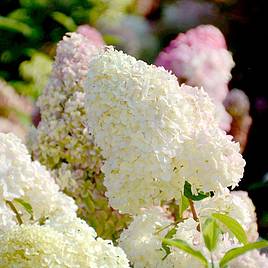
xmin=6 ymin=200 xmax=23 ymax=225
xmin=154 ymin=218 xmax=186 ymax=235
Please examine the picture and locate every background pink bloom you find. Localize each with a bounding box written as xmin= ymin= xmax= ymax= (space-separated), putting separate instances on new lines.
xmin=155 ymin=24 xmax=234 ymax=131
xmin=170 ymin=24 xmax=226 ymax=50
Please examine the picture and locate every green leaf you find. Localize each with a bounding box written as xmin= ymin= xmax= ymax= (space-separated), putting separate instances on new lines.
xmin=161 ymin=227 xmax=177 ymax=260
xmin=8 ymin=8 xmax=30 ymax=22
xmin=212 ymin=213 xmax=248 ymax=245
xmin=179 ymin=194 xmax=189 ymax=218
xmin=220 ymin=240 xmax=268 ymax=268
xmin=0 ymin=16 xmax=36 ymax=37
xmin=184 ymin=181 xmax=209 ymax=201
xmin=163 ymin=238 xmax=208 ymax=267
xmin=13 ymin=198 xmax=33 ymax=219
xmin=51 ymin=12 xmax=77 ymax=32
xmin=5 ymin=200 xmax=23 ymax=225
xmin=248 ymin=180 xmax=268 ymax=190
xmin=202 ymin=218 xmax=221 ymax=252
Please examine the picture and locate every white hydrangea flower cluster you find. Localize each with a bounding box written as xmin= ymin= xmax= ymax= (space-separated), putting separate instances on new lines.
xmin=231 ymin=191 xmax=258 ymax=241
xmin=196 ymin=189 xmax=258 ymax=242
xmin=119 ymin=208 xmax=201 ymax=268
xmin=30 ymin=32 xmax=130 ymax=239
xmin=32 ymin=91 xmax=101 ymax=170
xmin=118 ymin=209 xmax=209 ymax=268
xmin=118 ymin=207 xmax=174 ymax=268
xmin=119 ymin=209 xmax=267 ymax=268
xmin=84 ymin=47 xmax=245 ymax=214
xmin=207 ymin=233 xmax=268 ymax=268
xmin=0 ymin=133 xmax=77 ymax=231
xmin=0 ymin=217 xmax=130 ymax=267
xmin=0 ymin=133 xmax=130 ymax=267
xmin=229 ymin=249 xmax=268 ymax=268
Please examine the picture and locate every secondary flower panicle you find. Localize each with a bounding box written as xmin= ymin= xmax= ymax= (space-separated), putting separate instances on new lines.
xmin=155 ymin=25 xmax=233 ymax=102
xmin=29 ymin=32 xmax=130 ymax=239
xmin=37 ymin=32 xmax=103 ymax=120
xmin=84 ymin=47 xmax=245 ymax=214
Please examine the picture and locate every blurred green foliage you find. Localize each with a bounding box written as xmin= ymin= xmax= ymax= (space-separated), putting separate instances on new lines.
xmin=12 ymin=51 xmax=52 ymax=99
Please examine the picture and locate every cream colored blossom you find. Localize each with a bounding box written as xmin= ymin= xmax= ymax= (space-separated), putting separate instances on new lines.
xmin=229 ymin=249 xmax=268 ymax=268
xmin=0 ymin=218 xmax=130 ymax=267
xmin=119 ymin=209 xmax=266 ymax=268
xmin=0 ymin=133 xmax=77 ymax=231
xmin=119 ymin=210 xmax=203 ymax=268
xmin=84 ymin=47 xmax=245 ymax=214
xmin=173 ymin=218 xmax=266 ymax=268
xmin=196 ymin=189 xmax=258 ymax=242
xmin=119 ymin=207 xmax=175 ymax=268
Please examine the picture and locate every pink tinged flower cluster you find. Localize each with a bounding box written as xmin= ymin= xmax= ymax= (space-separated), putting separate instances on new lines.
xmin=32 ymin=32 xmax=104 ymax=170
xmin=30 ymin=31 xmax=132 ymax=241
xmin=38 ymin=32 xmax=104 ymax=121
xmin=155 ymin=25 xmax=234 ymax=131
